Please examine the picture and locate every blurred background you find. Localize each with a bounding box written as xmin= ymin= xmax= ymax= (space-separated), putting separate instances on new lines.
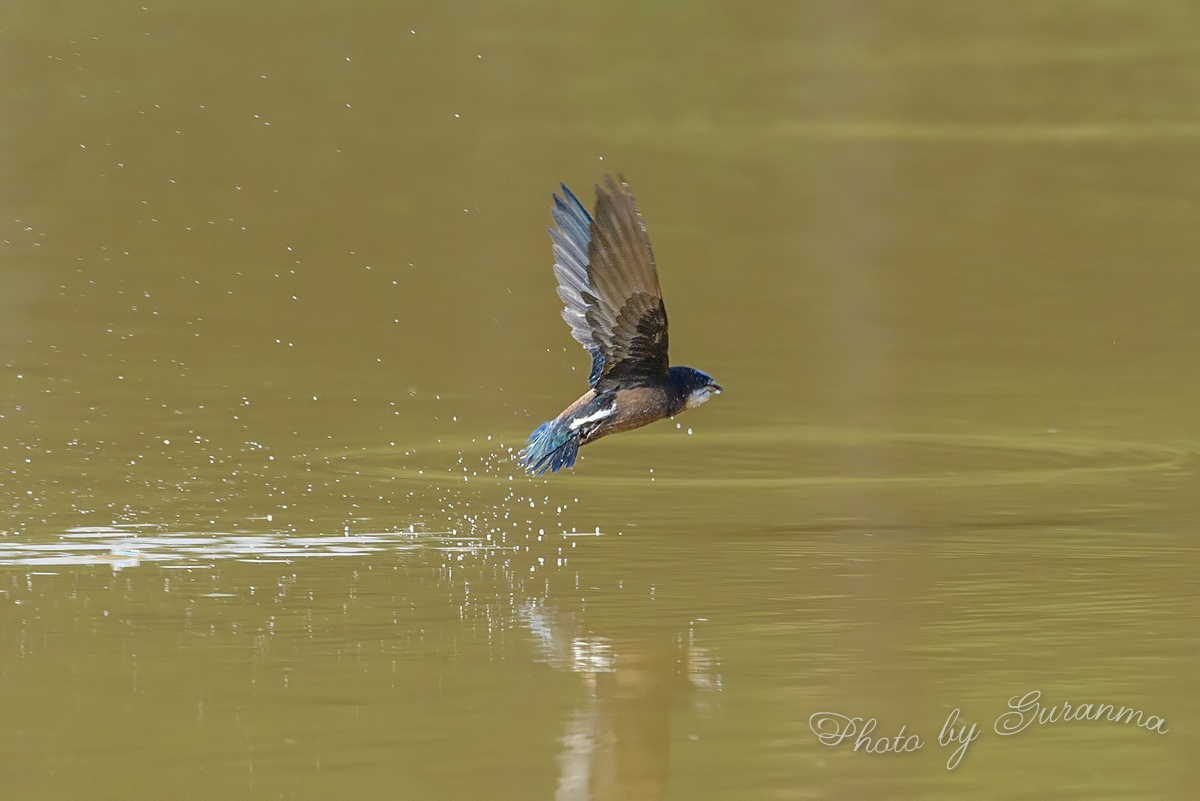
xmin=1 ymin=2 xmax=1197 ymax=799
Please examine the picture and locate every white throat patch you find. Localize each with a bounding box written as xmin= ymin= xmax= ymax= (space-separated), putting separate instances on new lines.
xmin=686 ymin=388 xmax=716 ymax=410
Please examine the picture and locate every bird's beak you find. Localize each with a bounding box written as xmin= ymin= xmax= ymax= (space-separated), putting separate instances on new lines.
xmin=710 ymin=383 xmax=723 ymax=395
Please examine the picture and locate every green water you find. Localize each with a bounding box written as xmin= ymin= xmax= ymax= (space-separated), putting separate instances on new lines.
xmin=2 ymin=2 xmax=1198 ymax=799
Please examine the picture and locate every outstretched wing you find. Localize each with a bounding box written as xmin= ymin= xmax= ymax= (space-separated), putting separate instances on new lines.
xmin=549 ymin=185 xmax=605 ymax=385
xmin=548 ymin=175 xmax=669 ymax=391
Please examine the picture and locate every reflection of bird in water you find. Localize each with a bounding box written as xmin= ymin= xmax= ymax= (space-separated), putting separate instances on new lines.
xmin=521 ymin=600 xmax=720 ymax=801
xmin=519 ymin=176 xmax=722 ymax=475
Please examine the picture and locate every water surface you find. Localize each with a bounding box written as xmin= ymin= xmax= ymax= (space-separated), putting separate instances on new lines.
xmin=2 ymin=2 xmax=1198 ymax=799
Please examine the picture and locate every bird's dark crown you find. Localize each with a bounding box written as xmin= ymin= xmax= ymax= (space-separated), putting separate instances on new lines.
xmin=668 ymin=367 xmax=723 ymax=412
xmin=668 ymin=366 xmax=721 ymax=393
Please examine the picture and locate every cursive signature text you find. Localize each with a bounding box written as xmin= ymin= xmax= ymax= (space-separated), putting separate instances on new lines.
xmin=994 ymin=690 xmax=1168 ymax=735
xmin=808 ymin=713 xmax=924 ymax=754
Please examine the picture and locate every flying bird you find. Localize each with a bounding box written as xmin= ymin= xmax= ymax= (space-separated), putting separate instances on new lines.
xmin=518 ymin=175 xmax=721 ymax=475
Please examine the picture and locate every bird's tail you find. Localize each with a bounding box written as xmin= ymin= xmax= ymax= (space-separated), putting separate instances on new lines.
xmin=518 ymin=419 xmax=580 ymax=475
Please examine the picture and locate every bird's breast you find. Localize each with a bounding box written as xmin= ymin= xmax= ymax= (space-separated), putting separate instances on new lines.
xmin=581 ymin=385 xmax=674 ymax=443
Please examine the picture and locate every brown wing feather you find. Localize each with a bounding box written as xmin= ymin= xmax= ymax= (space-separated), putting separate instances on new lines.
xmin=585 ymin=176 xmax=670 ymax=389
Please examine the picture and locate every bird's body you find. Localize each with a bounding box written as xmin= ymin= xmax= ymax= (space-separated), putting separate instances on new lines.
xmin=519 ymin=176 xmax=721 ymax=475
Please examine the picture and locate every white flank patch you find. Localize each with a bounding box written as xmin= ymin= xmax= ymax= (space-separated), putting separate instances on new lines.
xmin=569 ymin=404 xmax=615 ymax=431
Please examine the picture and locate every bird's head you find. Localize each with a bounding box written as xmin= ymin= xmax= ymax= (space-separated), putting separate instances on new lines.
xmin=669 ymin=366 xmax=723 ymax=410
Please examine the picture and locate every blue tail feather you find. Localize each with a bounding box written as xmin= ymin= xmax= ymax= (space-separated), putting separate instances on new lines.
xmin=518 ymin=420 xmax=580 ymax=475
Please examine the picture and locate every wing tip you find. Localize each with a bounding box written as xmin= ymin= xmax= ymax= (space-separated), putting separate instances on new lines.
xmin=554 ymin=183 xmax=589 ymax=220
